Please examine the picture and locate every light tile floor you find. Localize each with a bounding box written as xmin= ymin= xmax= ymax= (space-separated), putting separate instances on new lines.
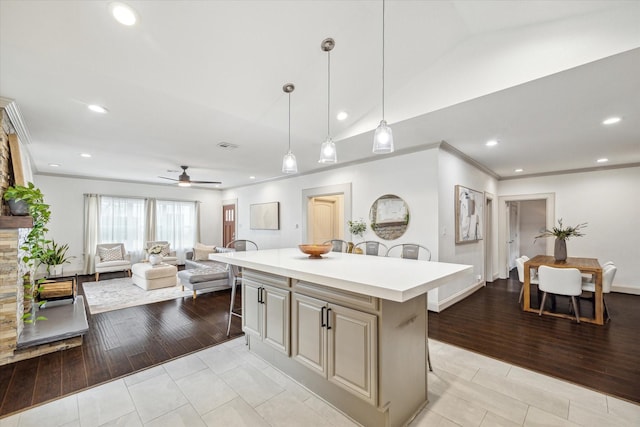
xmin=1 ymin=338 xmax=638 ymax=427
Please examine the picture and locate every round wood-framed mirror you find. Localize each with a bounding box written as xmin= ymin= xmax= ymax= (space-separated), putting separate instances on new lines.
xmin=369 ymin=194 xmax=409 ymax=240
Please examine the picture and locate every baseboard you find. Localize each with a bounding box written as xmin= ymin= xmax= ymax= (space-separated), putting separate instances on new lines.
xmin=612 ymin=284 xmax=640 ymax=295
xmin=428 ymin=281 xmax=484 ymax=312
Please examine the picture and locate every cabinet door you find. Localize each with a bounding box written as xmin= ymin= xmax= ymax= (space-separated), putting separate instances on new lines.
xmin=292 ymin=293 xmax=326 ymax=376
xmin=242 ymin=280 xmax=261 ymax=337
xmin=327 ymin=303 xmax=378 ymax=405
xmin=263 ymin=285 xmax=290 ymax=355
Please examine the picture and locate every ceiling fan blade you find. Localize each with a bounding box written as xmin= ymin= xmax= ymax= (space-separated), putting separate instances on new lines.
xmin=190 ymin=180 xmax=222 ymax=184
xmin=159 ymin=176 xmax=179 ymax=181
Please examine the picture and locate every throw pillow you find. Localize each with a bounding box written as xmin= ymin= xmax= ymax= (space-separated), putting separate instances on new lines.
xmin=194 ymin=248 xmax=215 ymax=261
xmin=160 ymin=244 xmax=171 ymax=256
xmin=195 ymin=242 xmax=216 ymax=251
xmin=99 ymin=246 xmax=123 ymax=262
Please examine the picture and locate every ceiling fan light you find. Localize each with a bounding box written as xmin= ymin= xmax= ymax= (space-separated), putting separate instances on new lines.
xmin=318 ymin=137 xmax=337 ymax=164
xmin=373 ymin=120 xmax=394 ymax=154
xmin=178 ymin=182 xmax=191 ymax=187
xmin=282 ymin=150 xmax=298 ymax=174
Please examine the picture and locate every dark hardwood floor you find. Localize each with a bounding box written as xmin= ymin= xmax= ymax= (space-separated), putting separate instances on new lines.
xmin=430 ymin=271 xmax=640 ymax=404
xmin=0 ymin=271 xmax=244 ymax=418
xmin=1 ymin=270 xmax=638 ymax=419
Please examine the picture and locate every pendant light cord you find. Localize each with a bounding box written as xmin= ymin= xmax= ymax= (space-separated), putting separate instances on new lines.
xmin=327 ymin=49 xmax=331 ymax=137
xmin=382 ymin=0 xmax=386 ymax=121
xmin=288 ymin=92 xmax=291 ymax=151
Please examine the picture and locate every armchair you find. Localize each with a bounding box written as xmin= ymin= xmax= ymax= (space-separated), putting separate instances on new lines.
xmin=145 ymin=241 xmax=178 ymax=265
xmin=94 ymin=243 xmax=132 ymax=281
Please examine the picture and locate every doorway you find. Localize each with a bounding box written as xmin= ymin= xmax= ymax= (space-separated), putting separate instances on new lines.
xmin=301 ymin=183 xmax=352 ymax=245
xmin=498 ymin=193 xmax=555 ymax=279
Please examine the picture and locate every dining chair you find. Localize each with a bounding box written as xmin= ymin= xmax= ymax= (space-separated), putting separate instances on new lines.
xmin=323 ymin=239 xmax=349 ymax=253
xmin=353 ymin=240 xmax=388 ymax=256
xmin=537 ymin=265 xmax=583 ymax=323
xmin=225 ymin=239 xmax=259 ymax=336
xmin=582 ymin=264 xmax=617 ymax=320
xmin=385 ymin=243 xmax=431 ymax=261
xmin=515 ymin=257 xmax=539 ymax=304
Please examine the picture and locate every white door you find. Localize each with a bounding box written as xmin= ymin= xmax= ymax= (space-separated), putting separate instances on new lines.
xmin=507 ymin=202 xmax=520 ymax=270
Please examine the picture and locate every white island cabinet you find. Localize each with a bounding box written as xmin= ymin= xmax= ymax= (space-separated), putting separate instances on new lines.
xmin=210 ymin=248 xmax=472 ymax=427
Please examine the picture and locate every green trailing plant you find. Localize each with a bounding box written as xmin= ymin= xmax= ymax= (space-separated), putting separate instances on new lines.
xmin=348 ymin=218 xmax=367 ymax=239
xmin=3 ymin=183 xmax=52 ymax=322
xmin=535 ymin=218 xmax=587 ymax=241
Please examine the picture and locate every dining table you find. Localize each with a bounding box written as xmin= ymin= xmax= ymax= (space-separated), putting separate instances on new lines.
xmin=523 ymin=255 xmax=604 ymax=325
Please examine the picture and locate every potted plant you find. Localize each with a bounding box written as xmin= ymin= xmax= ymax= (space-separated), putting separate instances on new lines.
xmin=146 ymin=243 xmax=165 ymax=266
xmin=535 ymin=218 xmax=587 ymax=261
xmin=347 ymin=218 xmax=367 ymax=253
xmin=40 ymin=240 xmax=73 ymax=276
xmin=3 ymin=183 xmax=52 ymax=322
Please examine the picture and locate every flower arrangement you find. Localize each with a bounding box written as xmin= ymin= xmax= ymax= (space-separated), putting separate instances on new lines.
xmin=535 ymin=219 xmax=587 ymax=241
xmin=348 ymin=218 xmax=367 ymax=238
xmin=147 ymin=244 xmax=165 ymax=255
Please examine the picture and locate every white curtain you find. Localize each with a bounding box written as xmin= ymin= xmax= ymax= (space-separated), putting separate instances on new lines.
xmin=145 ymin=198 xmax=157 ymax=243
xmin=156 ymin=200 xmax=197 ymax=263
xmin=99 ymin=196 xmax=146 ymax=263
xmin=83 ymin=194 xmax=100 ymax=274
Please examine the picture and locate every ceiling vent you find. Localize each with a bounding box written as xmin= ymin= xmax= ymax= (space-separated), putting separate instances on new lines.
xmin=217 ymin=142 xmax=238 ymax=150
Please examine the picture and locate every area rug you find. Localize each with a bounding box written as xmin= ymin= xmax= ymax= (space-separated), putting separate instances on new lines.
xmin=82 ymin=277 xmax=191 ymax=315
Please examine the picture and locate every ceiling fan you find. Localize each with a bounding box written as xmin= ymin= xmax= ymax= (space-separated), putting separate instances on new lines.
xmin=159 ymin=166 xmax=221 ymax=187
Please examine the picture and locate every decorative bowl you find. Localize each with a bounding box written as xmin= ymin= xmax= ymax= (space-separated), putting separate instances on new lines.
xmin=298 ymin=244 xmax=333 ymax=259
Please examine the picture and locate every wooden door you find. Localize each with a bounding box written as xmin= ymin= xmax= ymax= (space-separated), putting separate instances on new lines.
xmin=310 ymin=197 xmax=336 ymax=244
xmin=222 ymin=204 xmax=235 ymax=247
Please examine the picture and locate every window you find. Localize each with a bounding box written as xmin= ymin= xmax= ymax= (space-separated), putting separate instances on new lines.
xmin=99 ymin=196 xmax=145 ymax=260
xmin=156 ymin=200 xmax=197 ymax=255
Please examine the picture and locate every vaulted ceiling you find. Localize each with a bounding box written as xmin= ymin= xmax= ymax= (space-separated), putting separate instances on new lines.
xmin=1 ymin=1 xmax=639 ymax=189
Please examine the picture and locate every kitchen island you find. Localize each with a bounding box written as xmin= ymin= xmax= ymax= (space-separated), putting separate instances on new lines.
xmin=210 ymin=248 xmax=472 ymax=427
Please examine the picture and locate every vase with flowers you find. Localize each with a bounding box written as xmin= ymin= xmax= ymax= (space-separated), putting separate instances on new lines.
xmin=535 ymin=219 xmax=587 ymax=261
xmin=147 ymin=243 xmax=165 ymax=266
xmin=347 ymin=218 xmax=367 ymax=253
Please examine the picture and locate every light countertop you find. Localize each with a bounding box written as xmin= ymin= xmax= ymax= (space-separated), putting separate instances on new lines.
xmin=210 ymin=248 xmax=472 ymax=302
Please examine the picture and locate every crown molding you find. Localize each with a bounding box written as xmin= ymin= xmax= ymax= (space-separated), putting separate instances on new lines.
xmin=0 ymin=97 xmax=32 ymax=145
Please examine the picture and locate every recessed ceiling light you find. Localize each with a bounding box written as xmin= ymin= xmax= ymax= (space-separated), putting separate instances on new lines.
xmin=249 ymin=176 xmax=256 ymax=180
xmin=602 ymin=117 xmax=621 ymax=125
xmin=109 ymin=2 xmax=137 ymax=26
xmin=514 ymin=168 xmax=523 ymax=173
xmin=48 ymin=163 xmax=60 ymax=167
xmin=80 ymin=153 xmax=92 ymax=158
xmin=336 ymin=111 xmax=349 ymax=121
xmin=88 ymin=104 xmax=108 ymax=113
xmin=596 ymin=158 xmax=609 ymax=163
xmin=486 ymin=140 xmax=498 ymax=147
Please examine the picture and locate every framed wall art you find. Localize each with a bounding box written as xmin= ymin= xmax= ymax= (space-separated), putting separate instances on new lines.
xmin=250 ymin=201 xmax=280 ymax=230
xmin=455 ymin=185 xmax=484 ymax=243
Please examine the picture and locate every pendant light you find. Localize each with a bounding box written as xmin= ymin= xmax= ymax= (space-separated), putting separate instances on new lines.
xmin=373 ymin=0 xmax=394 ymax=154
xmin=318 ymin=38 xmax=337 ymax=164
xmin=282 ymin=83 xmax=298 ymax=174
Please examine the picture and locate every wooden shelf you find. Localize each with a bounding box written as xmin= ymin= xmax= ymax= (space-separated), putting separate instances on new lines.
xmin=0 ymin=215 xmax=33 ymax=229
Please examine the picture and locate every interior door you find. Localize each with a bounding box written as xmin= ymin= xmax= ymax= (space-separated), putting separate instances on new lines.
xmin=507 ymin=202 xmax=520 ymax=270
xmin=310 ymin=197 xmax=336 ymax=244
xmin=222 ymin=204 xmax=235 ymax=246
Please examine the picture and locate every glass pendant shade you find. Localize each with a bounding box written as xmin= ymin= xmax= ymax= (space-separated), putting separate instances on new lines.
xmin=318 ymin=137 xmax=337 ymax=164
xmin=372 ymin=120 xmax=394 ymax=154
xmin=282 ymin=150 xmax=298 ymax=174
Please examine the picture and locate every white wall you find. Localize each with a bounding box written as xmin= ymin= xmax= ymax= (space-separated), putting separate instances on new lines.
xmin=519 ymin=200 xmax=546 ymax=259
xmin=498 ymin=166 xmax=640 ymax=293
xmin=33 ymin=175 xmax=222 ymax=273
xmin=435 ymin=150 xmax=498 ymax=310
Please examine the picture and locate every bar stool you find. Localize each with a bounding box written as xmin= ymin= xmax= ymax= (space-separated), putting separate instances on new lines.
xmin=225 ymin=240 xmax=258 ymax=336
